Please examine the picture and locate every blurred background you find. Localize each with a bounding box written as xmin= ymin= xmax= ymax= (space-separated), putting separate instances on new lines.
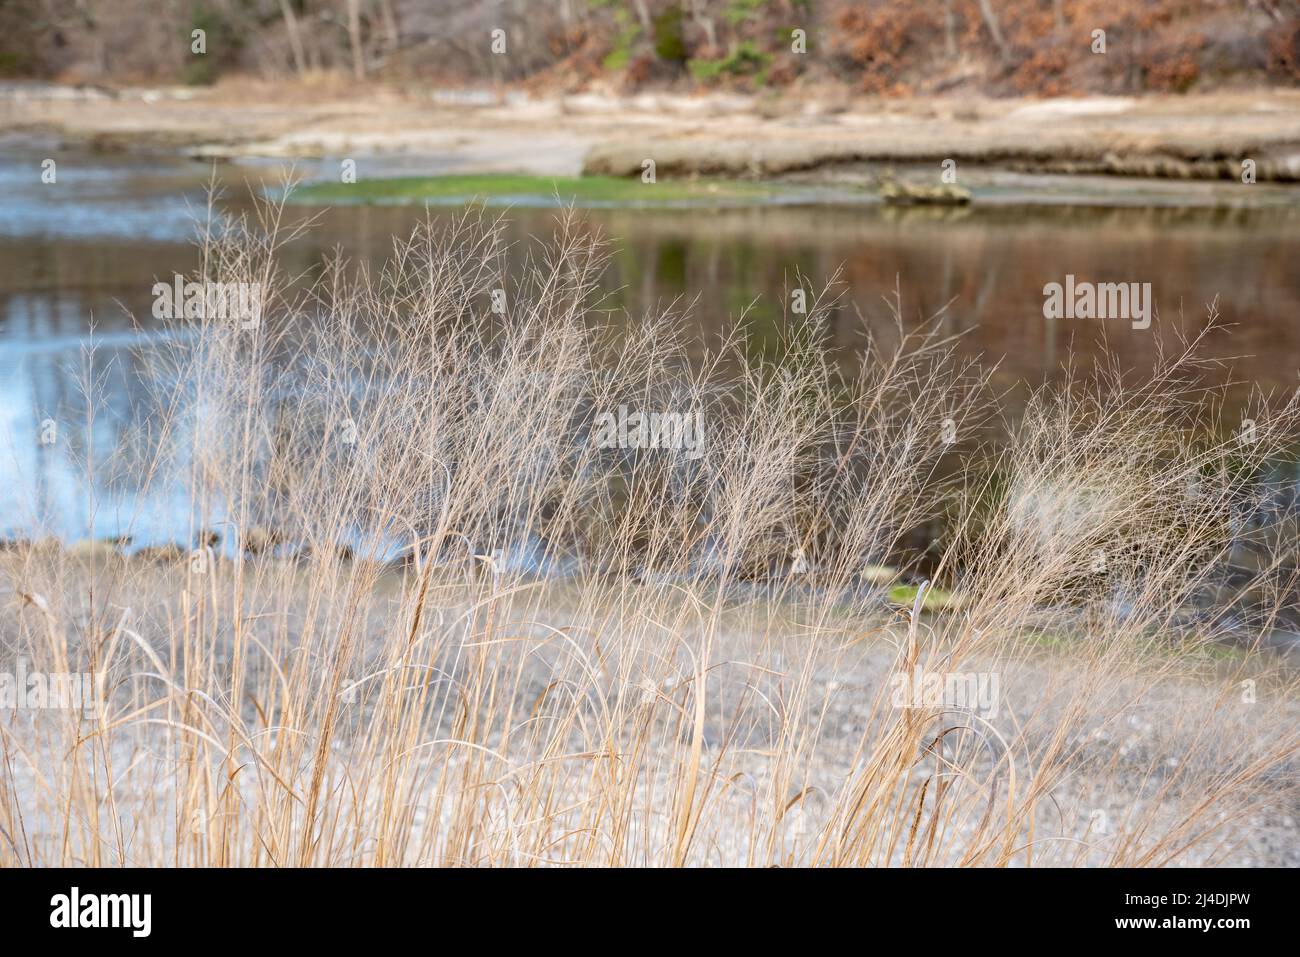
xmin=1 ymin=0 xmax=1299 ymax=550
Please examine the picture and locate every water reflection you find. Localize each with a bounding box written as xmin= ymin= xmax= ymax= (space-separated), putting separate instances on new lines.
xmin=2 ymin=151 xmax=1299 ymax=546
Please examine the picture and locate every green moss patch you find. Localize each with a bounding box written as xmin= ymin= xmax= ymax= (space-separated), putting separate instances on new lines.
xmin=290 ymin=173 xmax=782 ymax=208
xmin=888 ymin=583 xmax=963 ymax=612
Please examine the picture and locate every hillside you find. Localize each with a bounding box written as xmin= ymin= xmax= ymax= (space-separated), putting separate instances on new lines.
xmin=2 ymin=1 xmax=1298 ymax=96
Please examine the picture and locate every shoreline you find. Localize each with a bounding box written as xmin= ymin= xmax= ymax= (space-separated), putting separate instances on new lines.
xmin=5 ymin=81 xmax=1300 ymax=188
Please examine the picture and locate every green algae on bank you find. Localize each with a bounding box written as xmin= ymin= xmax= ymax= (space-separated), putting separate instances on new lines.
xmin=287 ymin=173 xmax=835 ymax=208
xmin=888 ymin=583 xmax=964 ymax=612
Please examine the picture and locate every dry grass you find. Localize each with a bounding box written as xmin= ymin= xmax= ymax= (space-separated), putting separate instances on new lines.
xmin=1 ymin=195 xmax=1297 ymax=867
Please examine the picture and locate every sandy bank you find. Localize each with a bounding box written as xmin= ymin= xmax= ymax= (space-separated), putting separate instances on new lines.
xmin=4 ymin=82 xmax=1300 ymax=183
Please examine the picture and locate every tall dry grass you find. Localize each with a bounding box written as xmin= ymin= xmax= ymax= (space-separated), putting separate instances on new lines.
xmin=1 ymin=197 xmax=1297 ymax=866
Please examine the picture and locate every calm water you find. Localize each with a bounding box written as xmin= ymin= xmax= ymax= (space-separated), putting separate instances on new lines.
xmin=3 ymin=148 xmax=1300 ymax=545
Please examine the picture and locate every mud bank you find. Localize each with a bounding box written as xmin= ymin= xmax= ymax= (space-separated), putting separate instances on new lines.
xmin=4 ymin=82 xmax=1300 ymax=185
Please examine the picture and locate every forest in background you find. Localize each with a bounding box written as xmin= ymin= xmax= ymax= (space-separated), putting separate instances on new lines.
xmin=1 ymin=0 xmax=1298 ymax=96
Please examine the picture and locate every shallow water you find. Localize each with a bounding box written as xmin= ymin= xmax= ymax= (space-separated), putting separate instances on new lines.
xmin=2 ymin=148 xmax=1299 ymax=545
